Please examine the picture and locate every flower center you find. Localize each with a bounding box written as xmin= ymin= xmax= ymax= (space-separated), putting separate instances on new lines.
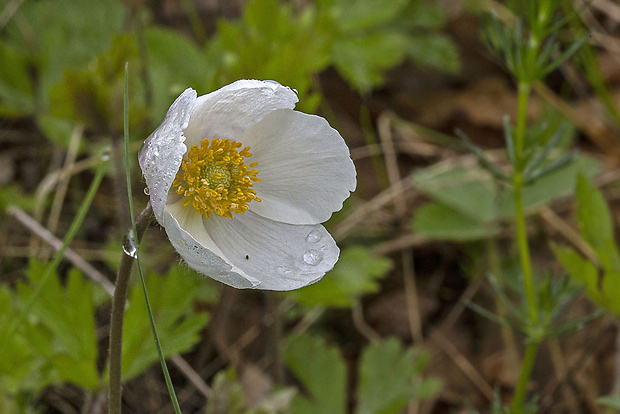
xmin=172 ymin=138 xmax=261 ymax=219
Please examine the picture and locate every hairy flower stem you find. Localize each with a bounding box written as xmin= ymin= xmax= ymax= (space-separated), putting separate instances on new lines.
xmin=108 ymin=204 xmax=153 ymax=414
xmin=510 ymin=81 xmax=541 ymax=412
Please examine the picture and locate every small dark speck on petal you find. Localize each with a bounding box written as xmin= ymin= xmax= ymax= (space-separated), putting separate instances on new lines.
xmin=245 ymin=255 xmax=249 ymax=260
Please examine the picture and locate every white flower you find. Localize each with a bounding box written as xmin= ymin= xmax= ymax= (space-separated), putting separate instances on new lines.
xmin=139 ymin=80 xmax=356 ymax=291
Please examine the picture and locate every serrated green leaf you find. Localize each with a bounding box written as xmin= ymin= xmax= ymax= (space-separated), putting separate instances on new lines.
xmin=210 ymin=0 xmax=329 ymax=112
xmin=357 ymin=339 xmax=437 ymax=414
xmin=403 ymin=0 xmax=446 ymax=29
xmin=406 ymin=34 xmax=460 ymax=72
xmin=3 ymin=0 xmax=124 ymax=108
xmin=575 ymin=174 xmax=620 ymax=272
xmin=283 ymin=334 xmax=346 ymax=414
xmin=49 ymin=34 xmax=146 ymax=135
xmin=332 ymin=0 xmax=409 ymax=32
xmin=0 ymin=287 xmax=46 ymax=393
xmin=285 ymin=246 xmax=392 ymax=308
xmin=205 ymin=369 xmax=246 ymax=414
xmin=119 ymin=266 xmax=211 ymax=381
xmin=16 ymin=262 xmax=100 ymax=390
xmin=412 ymin=202 xmax=499 ymax=241
xmin=333 ymin=32 xmax=409 ymax=93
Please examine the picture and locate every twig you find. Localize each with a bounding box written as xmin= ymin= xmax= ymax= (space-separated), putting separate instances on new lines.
xmin=47 ymin=124 xmax=83 ymax=234
xmin=351 ymin=300 xmax=382 ymax=343
xmin=378 ymin=114 xmax=423 ymax=346
xmin=7 ymin=205 xmax=116 ymax=296
xmin=429 ymin=330 xmax=495 ymax=401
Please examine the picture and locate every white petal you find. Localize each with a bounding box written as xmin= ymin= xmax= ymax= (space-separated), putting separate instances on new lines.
xmin=241 ymin=109 xmax=357 ymax=224
xmin=204 ymin=211 xmax=339 ymax=291
xmin=183 ymin=80 xmax=299 ymax=149
xmin=161 ymin=207 xmax=260 ymax=289
xmin=139 ymin=88 xmax=197 ymax=223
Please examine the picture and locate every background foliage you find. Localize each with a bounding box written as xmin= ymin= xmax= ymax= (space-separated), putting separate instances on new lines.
xmin=2 ymin=0 xmax=620 ymax=412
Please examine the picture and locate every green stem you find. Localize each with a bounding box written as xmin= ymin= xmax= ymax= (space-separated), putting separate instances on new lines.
xmin=513 ymin=175 xmax=538 ymax=325
xmin=107 ymin=204 xmax=153 ymax=414
xmin=514 ymin=82 xmax=531 ymax=157
xmin=510 ymin=80 xmax=540 ymax=412
xmin=511 ymin=341 xmax=540 ymax=412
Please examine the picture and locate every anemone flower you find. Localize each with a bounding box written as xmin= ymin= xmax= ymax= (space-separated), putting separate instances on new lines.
xmin=139 ymin=80 xmax=356 ymax=291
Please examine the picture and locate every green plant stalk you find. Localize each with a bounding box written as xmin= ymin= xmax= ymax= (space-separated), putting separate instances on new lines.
xmin=0 ymin=154 xmax=108 ymax=353
xmin=107 ymin=204 xmax=153 ymax=414
xmin=512 ymin=342 xmax=538 ymax=410
xmin=108 ymin=63 xmax=181 ymax=414
xmin=510 ymin=80 xmax=541 ymax=412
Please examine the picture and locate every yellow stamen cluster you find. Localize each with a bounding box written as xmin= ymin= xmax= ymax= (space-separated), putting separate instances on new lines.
xmin=173 ymin=138 xmax=261 ymax=219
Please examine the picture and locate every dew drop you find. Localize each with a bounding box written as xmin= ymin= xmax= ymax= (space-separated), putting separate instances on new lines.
xmin=305 ymin=228 xmax=322 ymax=243
xmin=122 ymin=229 xmax=138 ymax=258
xmin=277 ymin=265 xmax=293 ymax=276
xmin=303 ymin=250 xmax=323 ymax=266
xmin=143 ymin=187 xmax=150 ymax=195
xmin=100 ymin=147 xmax=111 ymax=162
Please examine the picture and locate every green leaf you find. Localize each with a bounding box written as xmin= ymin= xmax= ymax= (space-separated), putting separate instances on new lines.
xmin=575 ymin=174 xmax=620 ymax=272
xmin=210 ymin=0 xmax=330 ymax=112
xmin=552 ymin=174 xmax=620 ymax=317
xmin=0 ymin=42 xmax=35 ymax=117
xmin=497 ymin=156 xmax=599 ymax=218
xmin=119 ymin=266 xmax=212 ymax=381
xmin=357 ymin=339 xmax=439 ymax=414
xmin=145 ymin=27 xmax=211 ymax=121
xmin=412 ymin=165 xmax=498 ymax=223
xmin=285 ymin=246 xmax=392 ymax=308
xmin=3 ymin=0 xmax=125 ymax=108
xmin=16 ymin=262 xmax=100 ymax=390
xmin=552 ymin=244 xmax=620 ymax=316
xmin=413 ymin=156 xmax=599 ymax=225
xmin=598 ymin=396 xmax=620 ymax=409
xmin=283 ymin=334 xmax=346 ymax=414
xmin=0 ymin=286 xmax=48 ymax=394
xmin=332 ymin=0 xmax=409 ymax=32
xmin=412 ymin=202 xmax=499 ymax=241
xmin=49 ymin=34 xmax=146 ymax=135
xmin=205 ymin=369 xmax=246 ymax=414
xmin=357 ymin=339 xmax=414 ymax=414
xmin=406 ymin=34 xmax=460 ymax=73
xmin=402 ymin=0 xmax=446 ymax=29
xmin=333 ymin=31 xmax=409 ymax=93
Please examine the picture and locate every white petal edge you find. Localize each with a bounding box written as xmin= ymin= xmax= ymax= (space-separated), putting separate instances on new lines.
xmin=161 ymin=208 xmax=261 ymax=289
xmin=204 ymin=211 xmax=339 ymax=291
xmin=183 ymin=80 xmax=299 ymax=149
xmin=242 ymin=109 xmax=357 ymax=225
xmin=139 ymin=88 xmax=197 ymax=223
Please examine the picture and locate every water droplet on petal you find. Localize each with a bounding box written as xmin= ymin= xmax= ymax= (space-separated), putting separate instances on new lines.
xmin=305 ymin=228 xmax=322 ymax=243
xmin=303 ymin=250 xmax=322 ymax=266
xmin=143 ymin=187 xmax=150 ymax=195
xmin=277 ymin=265 xmax=293 ymax=276
xmin=122 ymin=229 xmax=138 ymax=258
